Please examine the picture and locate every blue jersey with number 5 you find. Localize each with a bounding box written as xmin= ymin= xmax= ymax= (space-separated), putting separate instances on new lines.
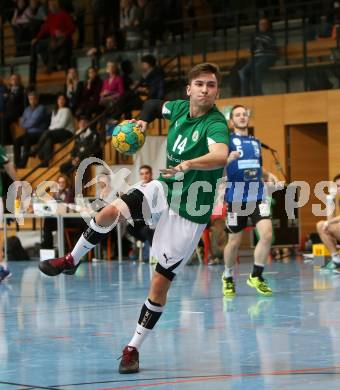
xmin=225 ymin=133 xmax=264 ymax=203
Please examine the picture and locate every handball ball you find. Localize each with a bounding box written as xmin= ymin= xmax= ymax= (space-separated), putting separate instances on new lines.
xmin=111 ymin=120 xmax=145 ymax=155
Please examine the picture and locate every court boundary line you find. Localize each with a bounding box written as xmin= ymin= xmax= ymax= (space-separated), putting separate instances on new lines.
xmin=39 ymin=365 xmax=340 ymax=389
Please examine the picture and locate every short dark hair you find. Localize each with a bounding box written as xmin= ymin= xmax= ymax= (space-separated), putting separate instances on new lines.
xmin=28 ymin=90 xmax=39 ymax=97
xmin=140 ymin=165 xmax=152 ymax=173
xmin=333 ymin=174 xmax=340 ymax=182
xmin=230 ymin=105 xmax=247 ymax=119
xmin=187 ymin=62 xmax=222 ymax=85
xmin=141 ymin=55 xmax=156 ymax=68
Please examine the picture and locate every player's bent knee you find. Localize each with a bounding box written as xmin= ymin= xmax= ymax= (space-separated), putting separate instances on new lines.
xmin=155 ymin=263 xmax=176 ymax=282
xmin=227 ymin=239 xmax=241 ymax=251
xmin=316 ymin=221 xmax=324 ymax=232
xmin=260 ymin=231 xmax=272 ymax=244
xmin=95 ymin=204 xmax=119 ymax=226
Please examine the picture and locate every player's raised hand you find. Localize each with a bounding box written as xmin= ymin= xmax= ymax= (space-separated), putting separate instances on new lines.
xmin=129 ymin=118 xmax=148 ymax=133
xmin=160 ymin=161 xmax=191 ymax=178
xmin=227 ymin=151 xmax=241 ymax=164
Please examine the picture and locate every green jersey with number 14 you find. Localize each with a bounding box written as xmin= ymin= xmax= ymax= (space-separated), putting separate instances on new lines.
xmin=158 ymin=99 xmax=229 ymax=224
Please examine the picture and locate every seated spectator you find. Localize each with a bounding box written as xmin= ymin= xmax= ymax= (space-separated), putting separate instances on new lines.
xmin=316 ymin=174 xmax=340 ymax=273
xmin=120 ymin=0 xmax=141 ymax=49
xmin=29 ymin=0 xmax=75 ymax=84
xmin=26 ymin=0 xmax=48 ymax=39
xmin=11 ymin=0 xmax=31 ymax=56
xmin=41 ymin=174 xmax=74 ymax=249
xmin=87 ymin=35 xmax=119 ymax=67
xmin=76 ymin=66 xmax=102 ymax=117
xmin=65 ymin=67 xmax=82 ymax=112
xmin=239 ymin=16 xmax=277 ymax=96
xmin=1 ymin=74 xmax=25 ymax=145
xmin=60 ymin=115 xmax=101 ymax=177
xmin=110 ymin=54 xmax=164 ymax=120
xmin=31 ymin=93 xmax=75 ymax=166
xmin=99 ymin=60 xmax=125 ymax=108
xmin=14 ymin=91 xmax=49 ymax=168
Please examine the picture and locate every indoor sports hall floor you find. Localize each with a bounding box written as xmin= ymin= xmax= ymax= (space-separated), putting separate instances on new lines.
xmin=1 ymin=259 xmax=340 ymax=390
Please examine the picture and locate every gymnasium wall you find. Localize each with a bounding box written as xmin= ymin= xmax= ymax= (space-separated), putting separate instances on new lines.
xmin=216 ymin=90 xmax=340 ymax=236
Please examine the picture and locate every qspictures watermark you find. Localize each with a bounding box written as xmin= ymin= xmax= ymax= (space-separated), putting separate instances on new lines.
xmin=5 ymin=157 xmax=338 ymax=226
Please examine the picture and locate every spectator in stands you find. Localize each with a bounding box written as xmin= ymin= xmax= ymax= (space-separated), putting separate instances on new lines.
xmin=29 ymin=0 xmax=75 ymax=84
xmin=11 ymin=0 xmax=31 ymax=56
xmin=65 ymin=67 xmax=82 ymax=112
xmin=41 ymin=174 xmax=74 ymax=249
xmin=31 ymin=93 xmax=75 ymax=166
xmin=87 ymin=35 xmax=119 ymax=67
xmin=99 ymin=60 xmax=125 ymax=108
xmin=239 ymin=16 xmax=277 ymax=96
xmin=1 ymin=74 xmax=26 ymax=145
xmin=120 ymin=0 xmax=142 ymax=49
xmin=137 ymin=54 xmax=164 ymax=99
xmin=76 ymin=66 xmax=103 ymax=117
xmin=26 ymin=0 xmax=48 ymax=38
xmin=60 ymin=115 xmax=101 ymax=177
xmin=14 ymin=91 xmax=49 ymax=168
xmin=110 ymin=54 xmax=164 ymax=121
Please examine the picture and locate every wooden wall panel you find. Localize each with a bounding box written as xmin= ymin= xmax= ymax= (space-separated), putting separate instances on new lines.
xmin=289 ymin=124 xmax=328 ymax=236
xmin=252 ymin=95 xmax=285 ymax=177
xmin=283 ymin=91 xmax=328 ymax=125
xmin=156 ymin=90 xmax=340 ymax=237
xmin=326 ymin=90 xmax=340 ymax=181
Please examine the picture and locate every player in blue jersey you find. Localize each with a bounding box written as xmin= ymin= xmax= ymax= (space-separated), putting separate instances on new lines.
xmin=222 ymin=105 xmax=279 ymax=297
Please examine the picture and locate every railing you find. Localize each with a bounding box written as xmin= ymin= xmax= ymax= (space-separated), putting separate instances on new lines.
xmin=1 ymin=0 xmax=338 ymax=94
xmin=0 ymin=0 xmax=329 ymax=62
xmin=21 ymin=106 xmax=110 ymax=185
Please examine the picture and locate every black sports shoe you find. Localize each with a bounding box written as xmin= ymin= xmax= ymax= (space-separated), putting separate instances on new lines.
xmin=39 ymin=253 xmax=79 ymax=276
xmin=118 ymin=346 xmax=139 ymax=374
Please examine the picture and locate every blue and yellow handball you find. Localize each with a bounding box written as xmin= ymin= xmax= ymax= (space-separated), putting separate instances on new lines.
xmin=111 ymin=120 xmax=145 ymax=155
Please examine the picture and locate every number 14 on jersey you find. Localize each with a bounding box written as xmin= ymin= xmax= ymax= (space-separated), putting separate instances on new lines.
xmin=172 ymin=135 xmax=188 ymax=155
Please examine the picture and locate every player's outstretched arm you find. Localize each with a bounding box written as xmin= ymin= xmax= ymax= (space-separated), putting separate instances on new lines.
xmin=129 ymin=99 xmax=167 ymax=133
xmin=160 ymin=143 xmax=228 ymax=178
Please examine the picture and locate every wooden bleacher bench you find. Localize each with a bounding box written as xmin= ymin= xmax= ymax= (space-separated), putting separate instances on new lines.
xmin=162 ymin=37 xmax=338 ymax=79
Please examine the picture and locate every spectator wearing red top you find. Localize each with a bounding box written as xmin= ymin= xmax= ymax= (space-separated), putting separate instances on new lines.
xmin=99 ymin=61 xmax=125 ymax=108
xmin=29 ymin=0 xmax=75 ymax=84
